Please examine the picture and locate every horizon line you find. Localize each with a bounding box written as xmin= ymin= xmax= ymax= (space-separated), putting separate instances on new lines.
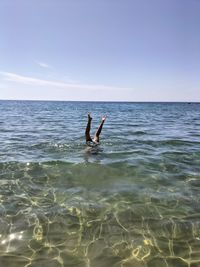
xmin=0 ymin=99 xmax=199 ymax=104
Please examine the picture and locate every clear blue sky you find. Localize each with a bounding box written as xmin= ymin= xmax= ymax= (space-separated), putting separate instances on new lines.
xmin=0 ymin=0 xmax=199 ymax=101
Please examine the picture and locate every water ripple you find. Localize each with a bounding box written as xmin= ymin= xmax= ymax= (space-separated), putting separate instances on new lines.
xmin=0 ymin=101 xmax=200 ymax=266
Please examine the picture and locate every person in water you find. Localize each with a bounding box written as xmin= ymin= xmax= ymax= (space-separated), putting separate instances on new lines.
xmin=85 ymin=113 xmax=107 ymax=147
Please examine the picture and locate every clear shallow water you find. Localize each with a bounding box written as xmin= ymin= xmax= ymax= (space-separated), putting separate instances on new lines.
xmin=0 ymin=100 xmax=200 ymax=267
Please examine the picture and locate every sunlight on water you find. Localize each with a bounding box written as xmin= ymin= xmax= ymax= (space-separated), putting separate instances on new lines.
xmin=0 ymin=101 xmax=200 ymax=267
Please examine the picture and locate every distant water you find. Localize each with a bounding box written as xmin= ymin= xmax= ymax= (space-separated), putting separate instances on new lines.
xmin=0 ymin=100 xmax=200 ymax=267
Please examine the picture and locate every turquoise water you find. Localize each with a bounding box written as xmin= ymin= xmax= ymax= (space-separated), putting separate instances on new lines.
xmin=0 ymin=100 xmax=200 ymax=267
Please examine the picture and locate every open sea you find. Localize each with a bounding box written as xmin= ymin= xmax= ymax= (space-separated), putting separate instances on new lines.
xmin=0 ymin=100 xmax=200 ymax=267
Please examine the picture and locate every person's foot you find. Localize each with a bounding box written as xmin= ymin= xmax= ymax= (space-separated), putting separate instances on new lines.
xmin=102 ymin=115 xmax=107 ymax=122
xmin=88 ymin=113 xmax=92 ymax=121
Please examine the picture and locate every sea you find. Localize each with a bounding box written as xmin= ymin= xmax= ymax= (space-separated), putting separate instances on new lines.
xmin=0 ymin=100 xmax=200 ymax=267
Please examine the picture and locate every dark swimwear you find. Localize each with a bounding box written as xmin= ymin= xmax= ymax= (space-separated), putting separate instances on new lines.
xmin=86 ymin=140 xmax=99 ymax=147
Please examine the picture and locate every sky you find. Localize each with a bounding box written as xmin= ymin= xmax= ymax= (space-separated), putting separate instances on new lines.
xmin=0 ymin=0 xmax=200 ymax=101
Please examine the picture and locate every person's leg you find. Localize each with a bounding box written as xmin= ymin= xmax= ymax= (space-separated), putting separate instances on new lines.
xmin=85 ymin=113 xmax=93 ymax=142
xmin=93 ymin=115 xmax=106 ymax=142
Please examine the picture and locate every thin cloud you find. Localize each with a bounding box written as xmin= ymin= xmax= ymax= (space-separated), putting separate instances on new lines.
xmin=0 ymin=71 xmax=131 ymax=91
xmin=36 ymin=61 xmax=52 ymax=69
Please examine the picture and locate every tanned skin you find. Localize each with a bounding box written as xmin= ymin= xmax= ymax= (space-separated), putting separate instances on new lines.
xmin=85 ymin=113 xmax=106 ymax=144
